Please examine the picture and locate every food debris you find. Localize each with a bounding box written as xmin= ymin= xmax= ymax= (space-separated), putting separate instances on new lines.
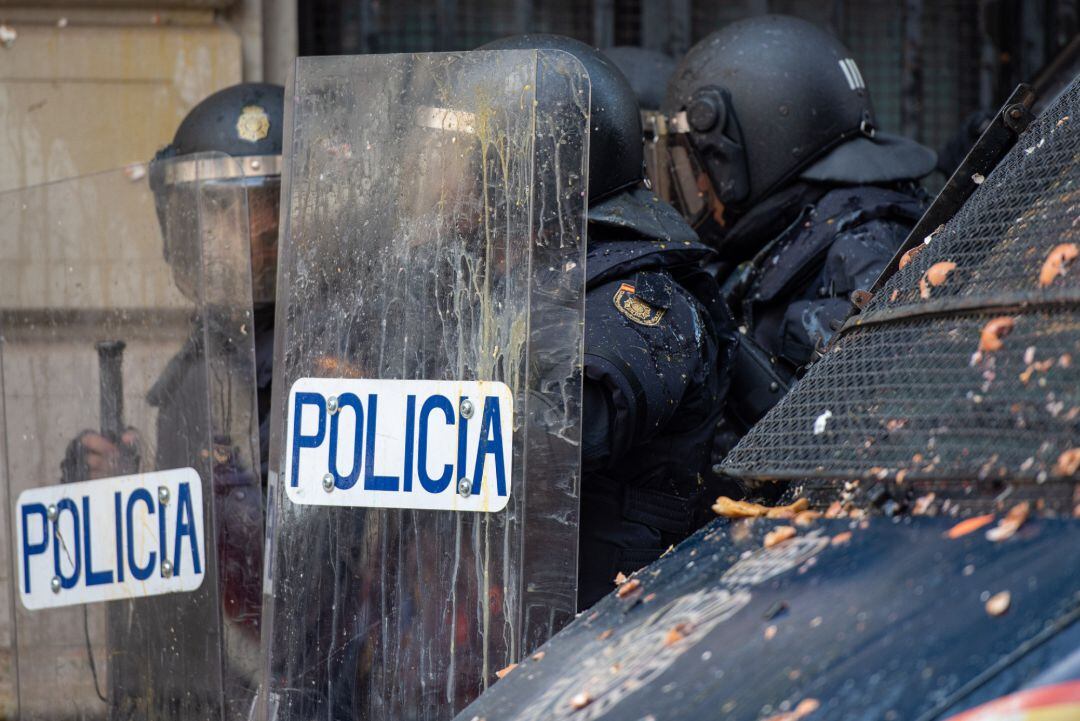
xmin=124 ymin=163 xmax=147 ymax=181
xmin=1054 ymin=448 xmax=1080 ymax=476
xmin=765 ymin=526 xmax=797 ymax=548
xmin=946 ymin=514 xmax=996 ymax=539
xmin=794 ymin=510 xmax=822 ymax=526
xmin=764 ymin=698 xmax=821 ymax=721
xmin=986 ymin=502 xmax=1030 ymax=542
xmin=532 ymin=651 xmax=545 ymax=661
xmin=495 ymin=663 xmax=517 ymax=679
xmin=613 ymin=571 xmax=628 ymax=586
xmin=898 ymin=245 xmax=924 ymax=270
xmin=913 ymin=493 xmax=936 ymax=515
xmin=825 ymin=501 xmax=845 ymax=518
xmin=0 ymin=25 xmax=16 ymax=48
xmin=831 ymin=531 xmax=853 ymax=546
xmin=919 ymin=261 xmax=958 ymax=298
xmin=764 ymin=625 xmax=777 ymax=641
xmin=985 ymin=590 xmax=1011 ymax=617
xmin=971 ymin=172 xmax=985 ymax=184
xmin=712 ymin=496 xmax=809 ymax=519
xmin=1019 ymin=358 xmax=1055 ymax=384
xmin=569 ymin=691 xmax=593 ymax=711
xmin=616 ymin=578 xmax=641 ymax=598
xmin=978 ymin=316 xmax=1015 ymax=352
xmin=813 ymin=409 xmax=833 ymax=435
xmin=664 ymin=622 xmax=691 ymax=646
xmin=597 ymin=629 xmax=613 ymax=641
xmin=1039 ymin=243 xmax=1079 ymax=286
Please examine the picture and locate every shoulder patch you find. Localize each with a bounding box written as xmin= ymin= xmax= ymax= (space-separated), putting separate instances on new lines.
xmin=237 ymin=105 xmax=270 ymax=142
xmin=613 ymin=282 xmax=665 ymax=327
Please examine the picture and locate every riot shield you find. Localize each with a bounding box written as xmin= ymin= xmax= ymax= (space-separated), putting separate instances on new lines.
xmin=0 ymin=154 xmax=263 ymax=721
xmin=260 ymin=50 xmax=589 ymax=721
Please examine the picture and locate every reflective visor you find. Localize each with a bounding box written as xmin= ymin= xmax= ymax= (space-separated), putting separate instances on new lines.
xmin=156 ymin=156 xmax=281 ymax=305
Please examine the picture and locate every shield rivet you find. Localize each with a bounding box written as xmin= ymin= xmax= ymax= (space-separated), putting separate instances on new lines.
xmin=161 ymin=560 xmax=173 ymax=578
xmin=322 ymin=473 xmax=335 ymax=492
xmin=46 ymin=504 xmax=58 ymax=522
xmin=457 ymin=478 xmax=472 ymax=497
xmin=327 ymin=396 xmax=339 ymax=414
xmin=459 ymin=399 xmax=474 ymax=419
xmin=158 ymin=486 xmax=170 ymax=505
xmin=50 ymin=577 xmax=61 ymax=594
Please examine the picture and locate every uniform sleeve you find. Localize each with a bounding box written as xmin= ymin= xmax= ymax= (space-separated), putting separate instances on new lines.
xmin=582 ymin=271 xmax=715 ymax=471
xmin=778 ymin=217 xmax=911 ymax=365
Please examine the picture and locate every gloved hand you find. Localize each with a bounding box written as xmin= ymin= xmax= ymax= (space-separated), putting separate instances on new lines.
xmin=60 ymin=428 xmax=141 ymax=483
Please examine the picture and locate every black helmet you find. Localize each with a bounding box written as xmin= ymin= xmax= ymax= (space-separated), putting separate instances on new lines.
xmin=150 ymin=83 xmax=285 ymax=304
xmin=481 ymin=34 xmax=643 ymax=204
xmin=664 ymin=15 xmax=935 ymax=221
xmin=168 ymin=82 xmax=285 ymax=159
xmin=602 ymin=46 xmax=676 ymax=111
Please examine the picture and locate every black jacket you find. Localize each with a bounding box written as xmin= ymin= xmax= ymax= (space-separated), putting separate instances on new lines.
xmin=578 ymin=190 xmax=737 ymax=608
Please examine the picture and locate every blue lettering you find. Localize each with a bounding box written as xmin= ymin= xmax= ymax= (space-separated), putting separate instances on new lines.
xmin=364 ymin=394 xmax=399 ymax=491
xmin=472 ymin=396 xmax=508 ymax=497
xmin=329 ymin=392 xmax=363 ymax=490
xmin=157 ymin=488 xmax=167 ymax=572
xmin=53 ymin=498 xmax=81 ymax=590
xmin=403 ymin=395 xmax=416 ymax=492
xmin=114 ymin=492 xmax=124 ymax=583
xmin=126 ymin=489 xmax=156 ymax=581
xmin=418 ymin=395 xmax=454 ymax=493
xmin=290 ymin=392 xmax=327 ymax=487
xmin=173 ymin=482 xmax=202 ymax=576
xmin=457 ymin=396 xmax=469 ymax=488
xmin=21 ymin=503 xmax=48 ymax=594
xmin=83 ymin=496 xmax=114 ymax=587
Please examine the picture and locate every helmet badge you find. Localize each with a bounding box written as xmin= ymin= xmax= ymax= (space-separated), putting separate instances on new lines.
xmin=838 ymin=58 xmax=866 ymax=91
xmin=236 ymin=105 xmax=271 ymax=142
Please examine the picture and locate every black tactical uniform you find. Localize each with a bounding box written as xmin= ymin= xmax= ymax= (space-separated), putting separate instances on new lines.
xmin=579 ymin=190 xmax=736 ymax=608
xmin=663 ymin=15 xmax=936 ymax=433
xmin=485 ymin=36 xmax=737 ymax=609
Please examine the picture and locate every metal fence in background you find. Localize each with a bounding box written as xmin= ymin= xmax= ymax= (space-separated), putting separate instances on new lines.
xmin=300 ymin=0 xmax=1077 ymax=173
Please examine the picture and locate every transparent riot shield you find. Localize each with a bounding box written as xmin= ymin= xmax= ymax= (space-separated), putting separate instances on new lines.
xmin=260 ymin=50 xmax=589 ymax=721
xmin=0 ymin=154 xmax=263 ymax=721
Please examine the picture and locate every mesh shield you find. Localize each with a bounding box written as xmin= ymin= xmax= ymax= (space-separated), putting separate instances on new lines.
xmin=722 ymin=79 xmax=1080 ymax=509
xmin=0 ymin=155 xmax=263 ymax=721
xmin=259 ymin=50 xmax=589 ymax=721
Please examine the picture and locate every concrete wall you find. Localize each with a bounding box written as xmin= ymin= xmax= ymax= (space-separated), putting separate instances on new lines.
xmin=0 ymin=7 xmax=244 ymax=713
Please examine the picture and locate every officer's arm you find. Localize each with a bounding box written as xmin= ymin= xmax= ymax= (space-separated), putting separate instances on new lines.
xmin=581 ymin=274 xmax=711 ymax=471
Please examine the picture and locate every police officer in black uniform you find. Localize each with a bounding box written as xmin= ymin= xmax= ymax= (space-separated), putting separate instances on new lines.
xmin=484 ymin=35 xmax=738 ymax=609
xmin=663 ymin=15 xmax=936 ymax=438
xmin=62 ymin=82 xmax=283 ymax=720
xmin=67 ymin=83 xmax=282 ymax=487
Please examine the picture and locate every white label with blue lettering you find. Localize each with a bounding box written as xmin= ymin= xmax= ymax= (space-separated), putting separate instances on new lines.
xmin=16 ymin=467 xmax=205 ymax=611
xmin=285 ymin=378 xmax=513 ymax=512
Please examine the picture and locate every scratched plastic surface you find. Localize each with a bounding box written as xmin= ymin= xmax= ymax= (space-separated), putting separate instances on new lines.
xmin=0 ymin=157 xmax=263 ymax=721
xmin=259 ymin=50 xmax=590 ymax=721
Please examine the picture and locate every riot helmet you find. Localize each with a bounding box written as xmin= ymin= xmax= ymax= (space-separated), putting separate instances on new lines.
xmin=603 ymin=46 xmax=676 ymax=112
xmin=663 ymin=15 xmax=935 ymax=235
xmin=150 ymin=82 xmax=284 ymax=305
xmin=481 ymin=34 xmax=644 ymax=204
xmin=483 ymin=34 xmax=700 ymax=242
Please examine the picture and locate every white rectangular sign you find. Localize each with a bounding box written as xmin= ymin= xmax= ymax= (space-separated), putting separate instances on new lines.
xmin=16 ymin=467 xmax=205 ymax=610
xmin=285 ymin=378 xmax=514 ymax=511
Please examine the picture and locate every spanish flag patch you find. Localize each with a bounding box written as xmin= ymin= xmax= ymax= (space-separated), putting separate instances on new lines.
xmin=612 ymin=282 xmax=665 ymax=327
